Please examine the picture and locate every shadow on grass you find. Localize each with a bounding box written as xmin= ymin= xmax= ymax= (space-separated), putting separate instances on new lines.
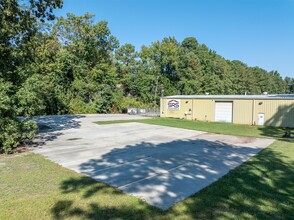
xmin=258 ymin=126 xmax=294 ymax=143
xmin=172 ymin=146 xmax=294 ymax=219
xmin=51 ymin=137 xmax=293 ymax=219
xmin=53 ymin=178 xmax=161 ymax=219
xmin=52 ymin=200 xmax=159 ymax=220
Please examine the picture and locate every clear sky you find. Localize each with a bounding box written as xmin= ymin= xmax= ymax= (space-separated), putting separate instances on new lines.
xmin=55 ymin=0 xmax=294 ymax=78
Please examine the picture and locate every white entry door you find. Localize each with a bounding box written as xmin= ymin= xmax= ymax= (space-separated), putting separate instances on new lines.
xmin=258 ymin=113 xmax=265 ymax=126
xmin=215 ymin=102 xmax=233 ymax=123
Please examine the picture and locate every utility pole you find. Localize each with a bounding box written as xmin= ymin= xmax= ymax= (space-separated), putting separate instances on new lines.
xmin=153 ymin=75 xmax=159 ymax=109
xmin=151 ymin=75 xmax=164 ymax=110
xmin=160 ymin=88 xmax=164 ymax=97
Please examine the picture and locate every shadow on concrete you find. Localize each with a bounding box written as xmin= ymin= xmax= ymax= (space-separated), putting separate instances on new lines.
xmin=77 ymin=139 xmax=262 ymax=207
xmin=172 ymin=145 xmax=294 ymax=219
xmin=49 ymin=136 xmax=294 ymax=219
xmin=259 ymin=104 xmax=294 ymax=143
xmin=31 ymin=115 xmax=85 ymax=147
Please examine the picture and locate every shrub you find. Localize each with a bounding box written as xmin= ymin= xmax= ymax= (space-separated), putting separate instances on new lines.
xmin=0 ymin=80 xmax=38 ymax=154
xmin=0 ymin=118 xmax=38 ymax=154
xmin=119 ymin=97 xmax=152 ymax=110
xmin=68 ymin=97 xmax=96 ymax=114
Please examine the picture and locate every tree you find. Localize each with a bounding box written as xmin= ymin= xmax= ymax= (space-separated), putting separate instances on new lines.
xmin=52 ymin=13 xmax=120 ymax=113
xmin=1 ymin=2 xmax=292 ymax=153
xmin=181 ymin=37 xmax=198 ymax=52
xmin=285 ymin=77 xmax=294 ymax=94
xmin=0 ymin=0 xmax=62 ymax=153
xmin=0 ymin=0 xmax=63 ymax=83
xmin=115 ymin=43 xmax=138 ymax=75
xmin=138 ymin=37 xmax=180 ymax=105
xmin=177 ymin=38 xmax=202 ymax=94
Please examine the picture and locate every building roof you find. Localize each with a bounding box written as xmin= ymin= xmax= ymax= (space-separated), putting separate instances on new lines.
xmin=163 ymin=94 xmax=294 ymax=100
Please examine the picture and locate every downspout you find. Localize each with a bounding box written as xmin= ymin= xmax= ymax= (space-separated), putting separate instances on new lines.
xmin=252 ymin=99 xmax=255 ymax=125
xmin=161 ymin=98 xmax=165 ymax=117
xmin=192 ymin=99 xmax=194 ymax=120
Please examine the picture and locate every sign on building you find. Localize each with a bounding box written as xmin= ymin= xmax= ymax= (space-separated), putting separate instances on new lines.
xmin=167 ymin=99 xmax=180 ymax=110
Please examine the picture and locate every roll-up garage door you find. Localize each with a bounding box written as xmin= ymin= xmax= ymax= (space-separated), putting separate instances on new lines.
xmin=215 ymin=102 xmax=233 ymax=123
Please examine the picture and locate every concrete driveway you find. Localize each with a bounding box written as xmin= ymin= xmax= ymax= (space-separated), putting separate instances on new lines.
xmin=33 ymin=114 xmax=274 ymax=210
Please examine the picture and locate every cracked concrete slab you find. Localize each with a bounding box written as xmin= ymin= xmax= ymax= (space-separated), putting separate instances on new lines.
xmin=33 ymin=114 xmax=274 ymax=210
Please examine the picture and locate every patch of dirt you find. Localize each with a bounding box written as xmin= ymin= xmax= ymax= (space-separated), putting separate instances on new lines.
xmin=197 ymin=133 xmax=256 ymax=145
xmin=230 ymin=137 xmax=256 ymax=144
xmin=16 ymin=147 xmax=31 ymax=154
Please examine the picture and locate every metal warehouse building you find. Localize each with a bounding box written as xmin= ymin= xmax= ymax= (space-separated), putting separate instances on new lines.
xmin=160 ymin=94 xmax=294 ymax=127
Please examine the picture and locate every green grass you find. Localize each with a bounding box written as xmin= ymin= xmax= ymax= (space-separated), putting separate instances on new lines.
xmin=96 ymin=117 xmax=293 ymax=140
xmin=1 ymin=118 xmax=294 ymax=219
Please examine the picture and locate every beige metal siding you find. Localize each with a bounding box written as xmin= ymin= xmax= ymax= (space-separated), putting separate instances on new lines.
xmin=160 ymin=98 xmax=163 ymax=116
xmin=160 ymin=98 xmax=166 ymax=117
xmin=180 ymin=99 xmax=193 ymax=120
xmin=192 ymin=99 xmax=214 ymax=121
xmin=233 ymin=100 xmax=253 ymax=125
xmin=161 ymin=97 xmax=294 ymax=127
xmin=161 ymin=98 xmax=192 ymax=119
xmin=254 ymin=100 xmax=294 ymax=127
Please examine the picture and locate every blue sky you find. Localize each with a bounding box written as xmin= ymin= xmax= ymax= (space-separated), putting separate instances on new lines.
xmin=55 ymin=0 xmax=294 ymax=78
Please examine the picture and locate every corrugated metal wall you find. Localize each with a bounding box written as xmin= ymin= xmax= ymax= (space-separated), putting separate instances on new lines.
xmin=254 ymin=100 xmax=294 ymax=127
xmin=233 ymin=100 xmax=253 ymax=125
xmin=161 ymin=98 xmax=294 ymax=127
xmin=193 ymin=99 xmax=214 ymax=121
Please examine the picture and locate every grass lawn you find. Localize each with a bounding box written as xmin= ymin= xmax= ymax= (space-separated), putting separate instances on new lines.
xmin=96 ymin=117 xmax=294 ymax=140
xmin=1 ymin=118 xmax=294 ymax=219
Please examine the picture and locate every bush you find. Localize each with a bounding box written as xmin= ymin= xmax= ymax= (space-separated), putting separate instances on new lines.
xmin=0 ymin=80 xmax=38 ymax=154
xmin=0 ymin=118 xmax=38 ymax=154
xmin=68 ymin=97 xmax=96 ymax=114
xmin=119 ymin=97 xmax=152 ymax=110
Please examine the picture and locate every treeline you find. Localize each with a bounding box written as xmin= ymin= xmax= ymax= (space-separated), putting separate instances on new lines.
xmin=0 ymin=1 xmax=293 ymax=152
xmin=3 ymin=12 xmax=294 ymax=116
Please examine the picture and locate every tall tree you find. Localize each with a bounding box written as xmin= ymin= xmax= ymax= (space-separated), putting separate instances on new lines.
xmin=285 ymin=77 xmax=294 ymax=93
xmin=0 ymin=0 xmax=63 ymax=84
xmin=0 ymin=0 xmax=62 ymax=153
xmin=177 ymin=37 xmax=202 ymax=94
xmin=52 ymin=13 xmax=120 ymax=113
xmin=115 ymin=43 xmax=138 ymax=75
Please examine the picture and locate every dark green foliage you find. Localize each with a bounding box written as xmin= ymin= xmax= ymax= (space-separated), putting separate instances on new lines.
xmin=0 ymin=0 xmax=62 ymax=153
xmin=0 ymin=1 xmax=292 ymax=153
xmin=285 ymin=77 xmax=294 ymax=93
xmin=0 ymin=80 xmax=38 ymax=153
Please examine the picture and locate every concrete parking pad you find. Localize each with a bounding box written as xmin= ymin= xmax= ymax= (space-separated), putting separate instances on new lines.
xmin=33 ymin=114 xmax=274 ymax=210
